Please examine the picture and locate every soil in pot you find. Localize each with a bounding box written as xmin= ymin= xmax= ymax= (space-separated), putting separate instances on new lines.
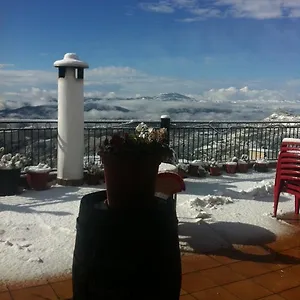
xmin=226 ymin=162 xmax=237 ymax=174
xmin=26 ymin=172 xmax=50 ymax=191
xmin=0 ymin=168 xmax=21 ymax=196
xmin=101 ymin=153 xmax=161 ymax=209
xmin=210 ymin=166 xmax=221 ymax=176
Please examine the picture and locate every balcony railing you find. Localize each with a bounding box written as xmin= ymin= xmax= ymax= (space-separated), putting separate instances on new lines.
xmin=1 ymin=119 xmax=300 ymax=168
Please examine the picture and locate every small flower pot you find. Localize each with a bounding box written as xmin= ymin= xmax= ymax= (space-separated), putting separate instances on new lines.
xmin=226 ymin=162 xmax=237 ymax=174
xmin=26 ymin=171 xmax=50 ymax=191
xmin=188 ymin=164 xmax=199 ymax=177
xmin=237 ymin=162 xmax=248 ymax=173
xmin=210 ymin=166 xmax=221 ymax=176
xmin=254 ymin=162 xmax=268 ymax=172
xmin=0 ymin=168 xmax=21 ymax=196
xmin=86 ymin=173 xmax=101 ymax=185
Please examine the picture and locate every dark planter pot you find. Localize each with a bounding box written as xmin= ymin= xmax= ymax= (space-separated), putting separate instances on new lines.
xmin=86 ymin=173 xmax=101 ymax=185
xmin=226 ymin=163 xmax=237 ymax=174
xmin=210 ymin=166 xmax=221 ymax=176
xmin=254 ymin=162 xmax=268 ymax=172
xmin=237 ymin=162 xmax=249 ymax=173
xmin=0 ymin=168 xmax=21 ymax=196
xmin=101 ymin=153 xmax=161 ymax=208
xmin=188 ymin=164 xmax=199 ymax=177
xmin=26 ymin=171 xmax=50 ymax=191
xmin=72 ymin=191 xmax=181 ymax=300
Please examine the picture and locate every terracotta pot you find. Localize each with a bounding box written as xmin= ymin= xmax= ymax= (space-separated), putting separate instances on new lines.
xmin=101 ymin=153 xmax=161 ymax=208
xmin=86 ymin=173 xmax=101 ymax=185
xmin=237 ymin=162 xmax=248 ymax=173
xmin=226 ymin=162 xmax=237 ymax=174
xmin=254 ymin=162 xmax=268 ymax=173
xmin=188 ymin=164 xmax=199 ymax=177
xmin=0 ymin=168 xmax=21 ymax=196
xmin=26 ymin=171 xmax=50 ymax=191
xmin=210 ymin=166 xmax=221 ymax=176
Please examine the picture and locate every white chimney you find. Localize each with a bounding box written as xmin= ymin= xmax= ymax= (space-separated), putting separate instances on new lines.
xmin=54 ymin=53 xmax=89 ymax=185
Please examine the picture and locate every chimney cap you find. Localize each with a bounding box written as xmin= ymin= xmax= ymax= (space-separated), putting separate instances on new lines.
xmin=54 ymin=53 xmax=89 ymax=68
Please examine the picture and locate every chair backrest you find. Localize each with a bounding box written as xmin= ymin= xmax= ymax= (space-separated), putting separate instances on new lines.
xmin=155 ymin=172 xmax=185 ymax=197
xmin=280 ymin=138 xmax=300 ymax=152
xmin=276 ymin=154 xmax=300 ymax=181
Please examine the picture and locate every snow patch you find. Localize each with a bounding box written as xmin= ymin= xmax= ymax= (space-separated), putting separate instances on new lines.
xmin=240 ymin=179 xmax=274 ymax=198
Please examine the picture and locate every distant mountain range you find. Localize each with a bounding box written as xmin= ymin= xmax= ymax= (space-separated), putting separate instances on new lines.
xmin=1 ymin=92 xmax=299 ymax=121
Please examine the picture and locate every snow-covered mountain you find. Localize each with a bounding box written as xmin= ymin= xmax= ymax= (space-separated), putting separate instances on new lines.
xmin=1 ymin=92 xmax=300 ymax=120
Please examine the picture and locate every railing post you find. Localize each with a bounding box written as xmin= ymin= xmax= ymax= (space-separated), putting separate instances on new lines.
xmin=160 ymin=115 xmax=170 ymax=145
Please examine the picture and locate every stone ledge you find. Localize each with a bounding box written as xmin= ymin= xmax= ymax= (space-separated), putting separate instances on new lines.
xmin=56 ymin=178 xmax=84 ymax=186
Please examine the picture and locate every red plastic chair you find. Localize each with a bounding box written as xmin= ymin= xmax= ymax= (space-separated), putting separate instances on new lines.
xmin=155 ymin=172 xmax=185 ymax=203
xmin=274 ymin=151 xmax=300 ymax=217
xmin=280 ymin=138 xmax=300 ymax=153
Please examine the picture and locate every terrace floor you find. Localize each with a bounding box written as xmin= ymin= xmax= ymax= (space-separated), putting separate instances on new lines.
xmin=0 ymin=225 xmax=300 ymax=300
xmin=1 ymin=170 xmax=300 ymax=299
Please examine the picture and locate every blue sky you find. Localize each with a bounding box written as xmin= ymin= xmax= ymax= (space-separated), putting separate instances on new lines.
xmin=1 ymin=0 xmax=300 ymax=103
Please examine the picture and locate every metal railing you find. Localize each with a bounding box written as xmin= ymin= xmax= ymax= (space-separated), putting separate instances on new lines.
xmin=1 ymin=118 xmax=300 ymax=168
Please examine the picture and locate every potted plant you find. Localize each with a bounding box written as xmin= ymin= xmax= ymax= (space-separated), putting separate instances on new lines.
xmin=209 ymin=160 xmax=221 ymax=176
xmin=254 ymin=158 xmax=269 ymax=172
xmin=99 ymin=122 xmax=171 ymax=208
xmin=0 ymin=147 xmax=27 ymax=196
xmin=84 ymin=161 xmax=104 ymax=185
xmin=225 ymin=157 xmax=238 ymax=174
xmin=237 ymin=154 xmax=249 ymax=173
xmin=24 ymin=163 xmax=51 ymax=191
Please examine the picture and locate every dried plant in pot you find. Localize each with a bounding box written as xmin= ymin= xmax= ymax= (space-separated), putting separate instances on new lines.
xmin=209 ymin=160 xmax=221 ymax=176
xmin=226 ymin=157 xmax=238 ymax=174
xmin=84 ymin=161 xmax=104 ymax=185
xmin=0 ymin=148 xmax=27 ymax=196
xmin=99 ymin=123 xmax=171 ymax=208
xmin=24 ymin=163 xmax=51 ymax=191
xmin=237 ymin=154 xmax=249 ymax=173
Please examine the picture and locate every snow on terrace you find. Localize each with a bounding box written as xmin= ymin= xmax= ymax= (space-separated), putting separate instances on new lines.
xmin=0 ymin=170 xmax=297 ymax=282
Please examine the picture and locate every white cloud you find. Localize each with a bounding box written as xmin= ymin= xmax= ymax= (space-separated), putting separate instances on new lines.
xmin=0 ymin=64 xmax=14 ymax=69
xmin=139 ymin=0 xmax=300 ymax=20
xmin=139 ymin=1 xmax=175 ymax=13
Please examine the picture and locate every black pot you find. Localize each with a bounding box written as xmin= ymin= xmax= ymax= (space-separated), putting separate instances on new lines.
xmin=0 ymin=168 xmax=21 ymax=196
xmin=72 ymin=191 xmax=181 ymax=300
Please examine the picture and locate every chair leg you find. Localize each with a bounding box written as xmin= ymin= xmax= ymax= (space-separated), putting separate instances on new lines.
xmin=273 ymin=181 xmax=282 ymax=217
xmin=295 ymin=197 xmax=300 ymax=215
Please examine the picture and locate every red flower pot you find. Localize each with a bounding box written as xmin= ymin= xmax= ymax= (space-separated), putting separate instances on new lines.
xmin=210 ymin=166 xmax=221 ymax=176
xmin=237 ymin=162 xmax=248 ymax=173
xmin=226 ymin=163 xmax=237 ymax=174
xmin=26 ymin=171 xmax=50 ymax=191
xmin=101 ymin=153 xmax=161 ymax=208
xmin=254 ymin=162 xmax=268 ymax=172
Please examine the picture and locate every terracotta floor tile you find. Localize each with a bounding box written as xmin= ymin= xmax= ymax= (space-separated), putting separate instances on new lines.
xmin=266 ymin=234 xmax=300 ymax=252
xmin=279 ymin=285 xmax=300 ymax=300
xmin=181 ymin=271 xmax=217 ymax=293
xmin=289 ymin=264 xmax=300 ymax=275
xmin=259 ymin=295 xmax=287 ymax=300
xmin=280 ymin=247 xmax=300 ymax=259
xmin=191 ymin=286 xmax=239 ymax=300
xmin=199 ymin=265 xmax=245 ymax=285
xmin=181 ymin=254 xmax=221 ymax=274
xmin=209 ymin=249 xmax=241 ymax=265
xmin=47 ymin=273 xmax=72 ymax=283
xmin=0 ymin=292 xmax=12 ymax=300
xmin=180 ymin=295 xmax=197 ymax=300
xmin=223 ymin=279 xmax=272 ymax=300
xmin=180 ymin=289 xmax=188 ymax=295
xmin=50 ymin=279 xmax=72 ymax=299
xmin=7 ymin=278 xmax=48 ymax=291
xmin=227 ymin=261 xmax=271 ymax=278
xmin=10 ymin=284 xmax=58 ymax=300
xmin=0 ymin=283 xmax=7 ymax=293
xmin=252 ymin=268 xmax=300 ymax=293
